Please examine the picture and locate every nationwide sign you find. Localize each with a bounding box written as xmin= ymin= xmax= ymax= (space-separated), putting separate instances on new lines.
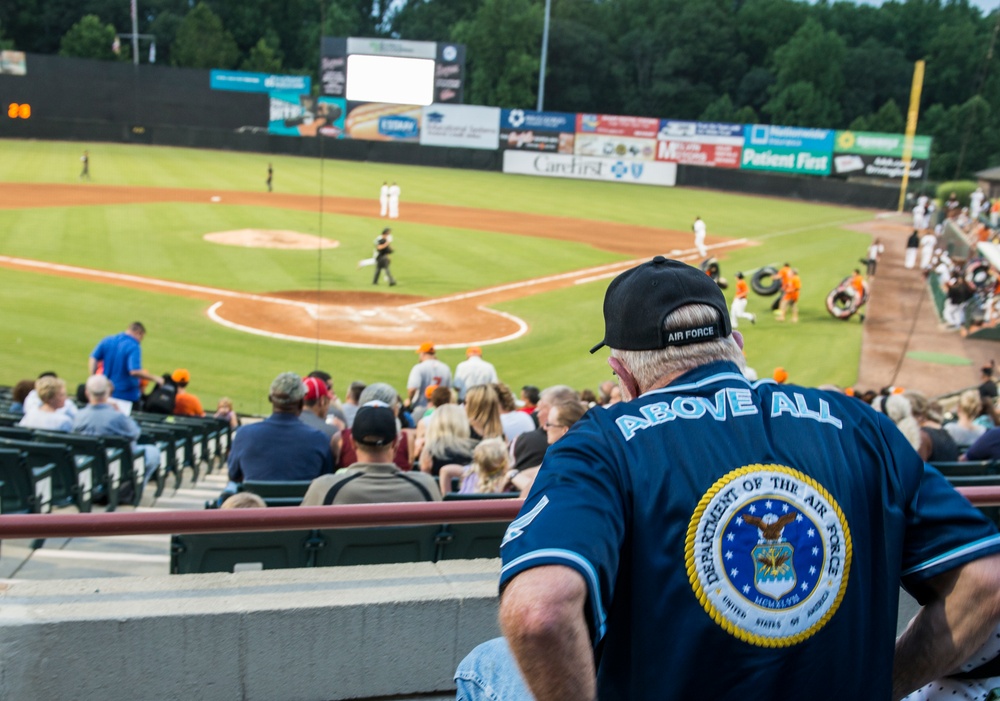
xmin=503 ymin=151 xmax=677 ymax=187
xmin=656 ymin=120 xmax=744 ymax=168
xmin=742 ymin=125 xmax=833 ymax=175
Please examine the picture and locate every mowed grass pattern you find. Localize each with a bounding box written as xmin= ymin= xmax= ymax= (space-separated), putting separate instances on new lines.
xmin=0 ymin=139 xmax=875 ymax=413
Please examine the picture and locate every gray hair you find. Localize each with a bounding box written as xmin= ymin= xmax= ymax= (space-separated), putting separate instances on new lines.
xmin=540 ymin=385 xmax=578 ymax=405
xmin=359 ymin=382 xmax=400 ymax=409
xmin=270 ymin=372 xmax=305 ymax=407
xmin=610 ymin=304 xmax=745 ymax=391
xmin=85 ymin=374 xmax=111 ymax=400
xmin=885 ymin=394 xmax=922 ymax=452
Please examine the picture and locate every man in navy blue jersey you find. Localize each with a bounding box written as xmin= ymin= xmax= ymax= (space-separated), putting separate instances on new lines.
xmin=455 ymin=256 xmax=1000 ymax=701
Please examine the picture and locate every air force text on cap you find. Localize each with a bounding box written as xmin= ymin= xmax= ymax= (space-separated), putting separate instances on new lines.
xmin=666 ymin=325 xmax=718 ymax=344
xmin=614 ymin=389 xmax=843 ymax=441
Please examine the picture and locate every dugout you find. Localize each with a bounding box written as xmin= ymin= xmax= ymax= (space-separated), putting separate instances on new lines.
xmin=1 ymin=53 xmax=897 ymax=208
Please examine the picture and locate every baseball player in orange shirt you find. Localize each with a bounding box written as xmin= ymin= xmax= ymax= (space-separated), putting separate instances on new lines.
xmin=730 ymin=272 xmax=756 ymax=328
xmin=776 ymin=268 xmax=801 ymax=322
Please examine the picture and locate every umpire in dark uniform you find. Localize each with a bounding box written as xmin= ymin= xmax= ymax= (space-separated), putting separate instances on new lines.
xmin=373 ymin=227 xmax=396 ymax=286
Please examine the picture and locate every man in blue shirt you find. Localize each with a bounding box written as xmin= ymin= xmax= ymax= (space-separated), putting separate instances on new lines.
xmin=456 ymin=257 xmax=1000 ymax=701
xmin=227 ymin=372 xmax=333 ymax=486
xmin=88 ymin=322 xmax=163 ymax=406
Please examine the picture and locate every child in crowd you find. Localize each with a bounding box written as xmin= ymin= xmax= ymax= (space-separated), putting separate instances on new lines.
xmin=459 ymin=438 xmax=510 ymax=495
xmin=214 ymin=397 xmax=239 ymax=430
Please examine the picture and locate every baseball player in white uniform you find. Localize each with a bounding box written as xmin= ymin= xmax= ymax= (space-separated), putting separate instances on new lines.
xmin=388 ymin=182 xmax=401 ymax=219
xmin=693 ymin=216 xmax=708 ymax=258
xmin=379 ymin=182 xmax=389 ymax=217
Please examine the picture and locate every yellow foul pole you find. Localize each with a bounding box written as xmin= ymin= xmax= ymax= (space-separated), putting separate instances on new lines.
xmin=898 ymin=60 xmax=926 ymax=212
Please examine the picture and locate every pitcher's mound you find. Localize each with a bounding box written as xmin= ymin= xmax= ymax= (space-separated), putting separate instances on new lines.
xmin=204 ymin=229 xmax=339 ymax=249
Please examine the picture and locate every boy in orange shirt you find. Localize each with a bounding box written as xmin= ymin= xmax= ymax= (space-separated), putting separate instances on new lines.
xmin=729 ymin=272 xmax=756 ymax=328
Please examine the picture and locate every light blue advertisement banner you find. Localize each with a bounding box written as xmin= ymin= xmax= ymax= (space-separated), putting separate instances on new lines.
xmin=268 ymin=94 xmax=345 ymax=137
xmin=211 ymin=70 xmax=311 ymax=95
xmin=744 ymin=124 xmax=833 ymax=151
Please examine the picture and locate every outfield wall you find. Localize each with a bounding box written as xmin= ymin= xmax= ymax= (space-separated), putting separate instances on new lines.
xmin=0 ymin=53 xmax=898 ymax=208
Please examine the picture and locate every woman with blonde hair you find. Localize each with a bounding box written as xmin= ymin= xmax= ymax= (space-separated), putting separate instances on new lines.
xmin=944 ymin=389 xmax=986 ymax=450
xmin=419 ymin=404 xmax=477 ymax=477
xmin=17 ymin=376 xmax=72 ymax=432
xmin=452 ymin=438 xmax=511 ymax=495
xmin=465 ymin=384 xmax=505 ymax=441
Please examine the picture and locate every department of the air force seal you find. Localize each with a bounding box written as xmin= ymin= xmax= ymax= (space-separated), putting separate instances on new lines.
xmin=685 ymin=464 xmax=852 ymax=647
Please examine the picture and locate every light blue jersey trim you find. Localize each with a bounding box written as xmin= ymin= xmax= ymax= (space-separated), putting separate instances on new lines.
xmin=642 ymin=371 xmax=752 ymax=398
xmin=501 ymin=548 xmax=608 ymax=641
xmin=901 ymin=534 xmax=1000 ymax=577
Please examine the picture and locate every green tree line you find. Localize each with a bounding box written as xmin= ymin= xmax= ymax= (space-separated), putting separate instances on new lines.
xmin=2 ymin=0 xmax=998 ymax=178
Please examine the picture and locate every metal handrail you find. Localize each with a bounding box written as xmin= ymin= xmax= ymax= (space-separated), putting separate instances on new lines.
xmin=0 ymin=500 xmax=524 ymax=539
xmin=1 ymin=486 xmax=998 ymax=541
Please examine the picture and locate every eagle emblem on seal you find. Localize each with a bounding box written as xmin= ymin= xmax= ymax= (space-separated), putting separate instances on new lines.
xmin=744 ymin=512 xmax=798 ymax=599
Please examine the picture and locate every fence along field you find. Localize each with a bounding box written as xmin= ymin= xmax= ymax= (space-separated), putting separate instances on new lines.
xmin=0 ymin=139 xmax=873 ymax=413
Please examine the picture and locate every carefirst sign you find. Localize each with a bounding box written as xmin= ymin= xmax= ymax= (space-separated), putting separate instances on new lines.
xmin=741 ymin=125 xmax=833 ymax=176
xmin=503 ymin=151 xmax=677 ymax=187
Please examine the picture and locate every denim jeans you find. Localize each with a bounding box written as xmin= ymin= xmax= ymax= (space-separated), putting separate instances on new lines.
xmin=454 ymin=637 xmax=534 ymax=700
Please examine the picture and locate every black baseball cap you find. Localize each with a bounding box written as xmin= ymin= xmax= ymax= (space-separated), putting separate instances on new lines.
xmin=353 ymin=402 xmax=398 ymax=447
xmin=590 ymin=256 xmax=732 ymax=353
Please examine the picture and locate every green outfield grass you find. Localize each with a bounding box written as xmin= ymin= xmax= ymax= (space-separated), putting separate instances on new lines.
xmin=0 ymin=139 xmax=875 ymax=414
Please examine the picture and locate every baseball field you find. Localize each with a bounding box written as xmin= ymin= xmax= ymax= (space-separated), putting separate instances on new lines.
xmin=0 ymin=139 xmax=876 ymax=414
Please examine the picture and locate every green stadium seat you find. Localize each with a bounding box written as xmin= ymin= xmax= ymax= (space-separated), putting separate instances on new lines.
xmin=312 ymin=525 xmax=441 ymax=568
xmin=434 ymin=522 xmax=509 ymax=561
xmin=0 ymin=447 xmax=55 ymax=514
xmin=35 ymin=431 xmax=125 ymax=511
xmin=0 ymin=438 xmax=94 ymax=512
xmin=169 ymin=530 xmax=323 ymax=574
xmin=237 ymin=480 xmax=313 ymax=507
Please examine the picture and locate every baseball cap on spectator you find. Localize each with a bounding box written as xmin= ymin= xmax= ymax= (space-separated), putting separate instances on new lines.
xmin=417 ymin=342 xmax=435 ymax=354
xmin=270 ymin=372 xmax=306 ymax=407
xmin=172 ymin=369 xmax=191 ymax=384
xmin=467 ymin=346 xmax=482 ymax=357
xmin=425 ymin=384 xmax=439 ymax=400
xmin=773 ymin=367 xmax=788 ymax=384
xmin=353 ymin=402 xmax=398 ymax=447
xmin=303 ymin=376 xmax=332 ymax=402
xmin=590 ymin=256 xmax=731 ymax=353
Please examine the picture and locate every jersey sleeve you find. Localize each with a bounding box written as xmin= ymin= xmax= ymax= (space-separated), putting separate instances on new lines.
xmin=900 ymin=464 xmax=1000 ymax=602
xmin=499 ymin=412 xmax=628 ymax=644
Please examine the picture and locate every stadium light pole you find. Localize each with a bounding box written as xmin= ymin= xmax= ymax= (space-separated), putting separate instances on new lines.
xmin=536 ymin=0 xmax=551 ymax=112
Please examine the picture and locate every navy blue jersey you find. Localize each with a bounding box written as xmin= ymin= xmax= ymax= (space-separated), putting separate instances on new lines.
xmin=500 ymin=361 xmax=1000 ymax=700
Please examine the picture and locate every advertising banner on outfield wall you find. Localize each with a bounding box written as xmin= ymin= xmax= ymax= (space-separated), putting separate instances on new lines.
xmin=503 ymin=151 xmax=677 ymax=187
xmin=834 ymin=131 xmax=932 ymax=159
xmin=211 ymin=70 xmax=311 ymax=94
xmin=499 ymin=109 xmax=576 ymax=153
xmin=344 ymin=102 xmax=422 ymax=142
xmin=419 ymin=104 xmax=500 ymax=150
xmin=268 ymin=94 xmax=345 ymax=137
xmin=742 ymin=125 xmax=833 ymax=175
xmin=574 ymin=133 xmax=656 ymax=161
xmin=655 ymin=120 xmax=743 ymax=167
xmin=577 ymin=113 xmax=659 ymax=138
xmin=831 ymin=154 xmax=929 ymax=180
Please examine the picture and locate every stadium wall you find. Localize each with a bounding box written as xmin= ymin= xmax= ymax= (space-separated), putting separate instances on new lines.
xmin=1 ymin=53 xmax=899 ymax=207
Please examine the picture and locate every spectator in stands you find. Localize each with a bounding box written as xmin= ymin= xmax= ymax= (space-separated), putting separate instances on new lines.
xmin=308 ymin=370 xmax=347 ymax=429
xmin=456 ymin=256 xmax=1000 ymax=700
xmin=494 ymin=383 xmax=534 ymax=441
xmin=580 ymin=388 xmax=597 ymax=408
xmin=453 ymin=346 xmax=499 ymax=401
xmin=301 ymin=403 xmax=441 ymax=505
xmin=506 ymin=399 xmax=589 ymax=495
xmin=171 ymin=369 xmax=205 ymax=417
xmin=979 ymin=362 xmax=998 ymax=401
xmin=220 ymin=492 xmax=266 ymax=509
xmin=88 ymin=322 xmax=164 ymax=408
xmin=465 ymin=384 xmax=505 ymax=440
xmin=341 ymin=381 xmax=366 ymax=428
xmin=226 ymin=372 xmax=333 ymax=489
xmin=945 ymin=389 xmax=987 ymax=451
xmin=509 ymin=385 xmax=579 ymax=472
xmin=9 ymin=379 xmax=34 ymax=414
xmin=884 ymin=393 xmax=922 ymax=452
xmin=419 ymin=404 xmax=477 ymax=477
xmin=337 ymin=383 xmax=414 ymax=471
xmin=23 ymin=371 xmax=78 ymax=419
xmin=976 ymin=396 xmax=1000 ymax=430
xmin=519 ymin=385 xmax=539 ymax=418
xmin=213 ymin=397 xmax=239 ymax=430
xmin=300 ymin=376 xmax=342 ymax=464
xmin=18 ymin=376 xmax=73 ymax=432
xmin=413 ymin=385 xmax=455 ymax=458
xmin=73 ymin=374 xmax=161 ymax=483
xmin=405 ymin=342 xmax=451 ymax=421
xmin=907 ymin=390 xmax=960 ymax=463
xmin=597 ymin=380 xmax=616 ymax=406
xmin=450 ymin=437 xmax=512 ymax=495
